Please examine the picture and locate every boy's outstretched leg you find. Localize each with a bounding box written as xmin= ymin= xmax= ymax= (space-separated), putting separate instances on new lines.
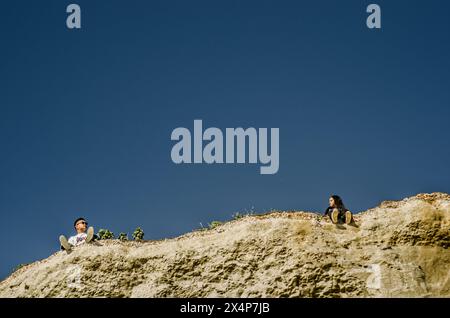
xmin=59 ymin=235 xmax=72 ymax=252
xmin=86 ymin=226 xmax=94 ymax=243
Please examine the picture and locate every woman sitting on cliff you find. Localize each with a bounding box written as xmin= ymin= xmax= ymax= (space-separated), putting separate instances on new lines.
xmin=324 ymin=195 xmax=355 ymax=225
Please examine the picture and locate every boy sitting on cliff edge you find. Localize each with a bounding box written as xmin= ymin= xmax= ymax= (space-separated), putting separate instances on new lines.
xmin=59 ymin=217 xmax=96 ymax=252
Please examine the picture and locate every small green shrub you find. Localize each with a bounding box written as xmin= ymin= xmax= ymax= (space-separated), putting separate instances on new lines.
xmin=118 ymin=232 xmax=128 ymax=241
xmin=97 ymin=229 xmax=114 ymax=240
xmin=232 ymin=211 xmax=254 ymax=220
xmin=196 ymin=222 xmax=208 ymax=231
xmin=232 ymin=212 xmax=244 ymax=220
xmin=132 ymin=227 xmax=144 ymax=241
xmin=208 ymin=221 xmax=223 ymax=229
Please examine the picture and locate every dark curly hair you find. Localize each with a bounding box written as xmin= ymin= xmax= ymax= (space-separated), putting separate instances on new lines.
xmin=330 ymin=195 xmax=347 ymax=212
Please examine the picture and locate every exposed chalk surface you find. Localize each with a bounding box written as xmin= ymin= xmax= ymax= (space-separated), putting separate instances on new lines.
xmin=1 ymin=192 xmax=449 ymax=297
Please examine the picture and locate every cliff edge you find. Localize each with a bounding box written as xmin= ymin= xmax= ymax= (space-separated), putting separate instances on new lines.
xmin=1 ymin=192 xmax=449 ymax=297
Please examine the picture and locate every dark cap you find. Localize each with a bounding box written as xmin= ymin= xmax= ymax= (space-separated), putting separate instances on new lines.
xmin=73 ymin=217 xmax=87 ymax=227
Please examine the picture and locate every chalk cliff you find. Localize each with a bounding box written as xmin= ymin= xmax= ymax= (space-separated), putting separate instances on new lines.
xmin=1 ymin=192 xmax=449 ymax=297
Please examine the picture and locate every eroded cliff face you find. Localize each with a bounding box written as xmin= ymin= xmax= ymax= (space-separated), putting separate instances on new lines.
xmin=1 ymin=193 xmax=449 ymax=298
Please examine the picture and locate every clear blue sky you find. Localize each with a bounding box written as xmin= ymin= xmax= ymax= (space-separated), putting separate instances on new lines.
xmin=1 ymin=0 xmax=449 ymax=279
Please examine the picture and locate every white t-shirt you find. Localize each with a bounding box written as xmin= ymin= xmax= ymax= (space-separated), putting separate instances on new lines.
xmin=68 ymin=233 xmax=87 ymax=246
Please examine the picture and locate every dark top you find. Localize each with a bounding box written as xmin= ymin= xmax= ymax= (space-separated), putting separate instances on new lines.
xmin=324 ymin=206 xmax=348 ymax=217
